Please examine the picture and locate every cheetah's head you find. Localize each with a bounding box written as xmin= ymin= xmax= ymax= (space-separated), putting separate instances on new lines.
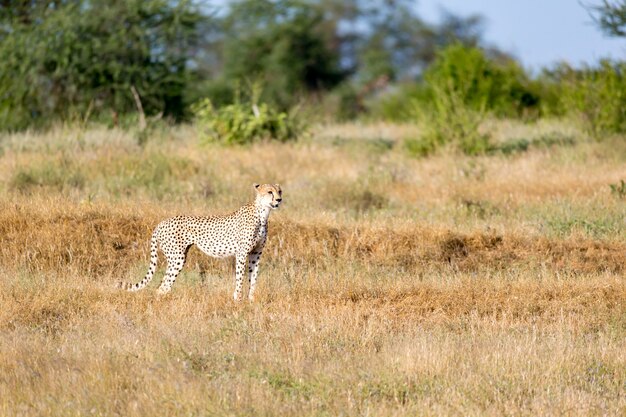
xmin=254 ymin=183 xmax=282 ymax=210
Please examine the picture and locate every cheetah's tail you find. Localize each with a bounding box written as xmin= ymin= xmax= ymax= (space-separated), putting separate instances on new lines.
xmin=118 ymin=234 xmax=159 ymax=292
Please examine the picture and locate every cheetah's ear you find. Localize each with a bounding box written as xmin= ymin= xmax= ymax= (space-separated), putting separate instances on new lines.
xmin=253 ymin=183 xmax=260 ymax=191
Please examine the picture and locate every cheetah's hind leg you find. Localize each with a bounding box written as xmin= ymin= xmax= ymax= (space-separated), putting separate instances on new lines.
xmin=156 ymin=249 xmax=188 ymax=295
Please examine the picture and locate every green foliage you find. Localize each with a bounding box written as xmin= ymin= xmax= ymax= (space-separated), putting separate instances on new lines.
xmin=403 ymin=44 xmax=554 ymax=157
xmin=587 ymin=0 xmax=626 ymax=37
xmin=460 ymin=199 xmax=501 ymax=219
xmin=609 ymin=179 xmax=626 ymax=198
xmin=370 ymin=83 xmax=431 ymax=122
xmin=438 ymin=90 xmax=491 ymax=156
xmin=558 ymin=60 xmax=626 ymax=137
xmin=0 ymin=0 xmax=524 ymax=129
xmin=493 ymin=138 xmax=531 ymax=155
xmin=490 ymin=132 xmax=576 ymax=156
xmin=10 ymin=159 xmax=85 ymax=193
xmin=215 ymin=0 xmax=494 ymax=113
xmin=539 ymin=200 xmax=625 ymax=239
xmin=2 ymin=0 xmax=624 ymax=131
xmin=193 ymin=85 xmax=305 ymax=145
xmin=221 ymin=0 xmax=345 ymax=110
xmin=354 ymin=5 xmax=488 ymax=84
xmin=532 ymin=70 xmax=569 ymax=117
xmin=531 ymin=132 xmax=577 ymax=148
xmin=422 ymin=44 xmax=539 ymax=118
xmin=0 ymin=0 xmax=204 ymax=131
xmin=404 ymin=137 xmax=438 ymax=158
xmin=410 ymin=84 xmax=491 ymax=157
xmin=259 ymin=370 xmax=316 ymax=399
xmin=334 ymin=85 xmax=364 ymax=121
xmin=546 ymin=215 xmax=622 ymax=239
xmin=377 ymin=44 xmax=543 ymax=124
xmin=104 ymin=152 xmax=197 ymax=199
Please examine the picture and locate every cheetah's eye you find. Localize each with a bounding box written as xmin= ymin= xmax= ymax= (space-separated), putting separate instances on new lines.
xmin=268 ymin=191 xmax=274 ymax=197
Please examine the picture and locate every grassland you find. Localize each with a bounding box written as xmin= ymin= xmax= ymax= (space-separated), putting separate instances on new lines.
xmin=0 ymin=121 xmax=625 ymax=416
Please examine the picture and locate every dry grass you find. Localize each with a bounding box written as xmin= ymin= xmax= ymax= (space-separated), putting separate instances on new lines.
xmin=0 ymin=121 xmax=625 ymax=416
xmin=1 ymin=270 xmax=624 ymax=416
xmin=0 ymin=199 xmax=624 ymax=277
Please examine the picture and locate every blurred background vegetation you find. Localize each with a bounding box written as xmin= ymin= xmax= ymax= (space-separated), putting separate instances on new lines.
xmin=0 ymin=0 xmax=625 ymax=148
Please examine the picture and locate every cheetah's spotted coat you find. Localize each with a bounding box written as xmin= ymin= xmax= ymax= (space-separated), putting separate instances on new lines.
xmin=120 ymin=183 xmax=282 ymax=301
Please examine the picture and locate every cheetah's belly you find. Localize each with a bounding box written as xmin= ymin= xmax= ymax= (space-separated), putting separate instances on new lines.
xmin=188 ymin=220 xmax=239 ymax=259
xmin=195 ymin=232 xmax=238 ymax=258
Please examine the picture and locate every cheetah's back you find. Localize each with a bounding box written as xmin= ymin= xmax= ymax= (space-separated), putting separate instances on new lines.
xmin=156 ymin=214 xmax=241 ymax=259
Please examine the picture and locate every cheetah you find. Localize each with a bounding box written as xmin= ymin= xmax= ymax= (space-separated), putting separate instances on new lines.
xmin=119 ymin=183 xmax=282 ymax=301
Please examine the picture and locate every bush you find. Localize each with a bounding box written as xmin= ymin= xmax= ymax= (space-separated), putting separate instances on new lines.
xmin=304 ymin=84 xmax=363 ymax=123
xmin=421 ymin=44 xmax=540 ymax=118
xmin=407 ymin=82 xmax=491 ymax=157
xmin=369 ymin=83 xmax=431 ymax=122
xmin=402 ymin=44 xmax=544 ymax=157
xmin=424 ymin=84 xmax=491 ymax=156
xmin=559 ymin=60 xmax=626 ymax=137
xmin=404 ymin=136 xmax=438 ymax=158
xmin=0 ymin=0 xmax=204 ymax=131
xmin=192 ymin=91 xmax=305 ymax=145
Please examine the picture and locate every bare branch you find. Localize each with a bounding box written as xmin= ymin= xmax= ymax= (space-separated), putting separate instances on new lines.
xmin=130 ymin=85 xmax=147 ymax=131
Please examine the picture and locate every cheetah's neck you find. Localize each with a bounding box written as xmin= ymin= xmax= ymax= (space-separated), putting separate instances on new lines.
xmin=255 ymin=204 xmax=271 ymax=227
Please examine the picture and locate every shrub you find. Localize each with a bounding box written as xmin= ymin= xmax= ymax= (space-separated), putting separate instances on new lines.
xmin=404 ymin=44 xmax=543 ymax=157
xmin=192 ymin=89 xmax=305 ymax=145
xmin=434 ymin=85 xmax=490 ymax=155
xmin=421 ymin=44 xmax=539 ymax=118
xmin=369 ymin=83 xmax=431 ymax=122
xmin=559 ymin=60 xmax=626 ymax=137
xmin=335 ymin=84 xmax=363 ymax=121
xmin=410 ymin=84 xmax=491 ymax=157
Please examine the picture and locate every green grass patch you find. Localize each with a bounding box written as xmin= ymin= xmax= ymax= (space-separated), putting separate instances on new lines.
xmin=490 ymin=132 xmax=577 ymax=156
xmin=10 ymin=158 xmax=85 ymax=193
xmin=542 ymin=203 xmax=625 ymax=239
xmin=609 ymin=180 xmax=626 ymax=199
xmin=102 ymin=152 xmax=199 ymax=199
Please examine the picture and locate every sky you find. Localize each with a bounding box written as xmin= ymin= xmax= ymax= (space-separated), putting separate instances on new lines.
xmin=418 ymin=0 xmax=625 ymax=70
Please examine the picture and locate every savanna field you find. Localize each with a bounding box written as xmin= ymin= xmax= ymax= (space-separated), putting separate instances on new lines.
xmin=0 ymin=121 xmax=625 ymax=416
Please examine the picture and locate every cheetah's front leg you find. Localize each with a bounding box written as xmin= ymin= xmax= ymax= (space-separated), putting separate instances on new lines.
xmin=247 ymin=247 xmax=264 ymax=302
xmin=233 ymin=253 xmax=247 ymax=301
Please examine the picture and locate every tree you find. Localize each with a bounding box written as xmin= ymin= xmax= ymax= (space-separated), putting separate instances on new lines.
xmin=0 ymin=0 xmax=205 ymax=130
xmin=207 ymin=0 xmax=494 ymax=109
xmin=318 ymin=1 xmax=488 ymax=83
xmin=587 ymin=0 xmax=626 ymax=37
xmin=0 ymin=0 xmax=501 ymax=128
xmin=218 ymin=0 xmax=345 ymax=109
